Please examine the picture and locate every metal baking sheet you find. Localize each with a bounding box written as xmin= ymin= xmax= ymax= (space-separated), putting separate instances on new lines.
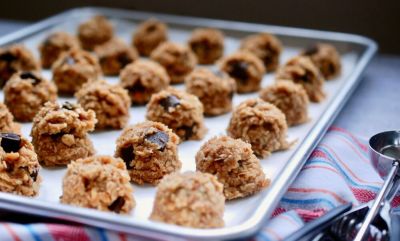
xmin=0 ymin=7 xmax=377 ymax=240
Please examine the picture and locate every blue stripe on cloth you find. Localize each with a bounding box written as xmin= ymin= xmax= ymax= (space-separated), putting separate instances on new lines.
xmin=96 ymin=228 xmax=108 ymax=241
xmin=25 ymin=224 xmax=42 ymax=241
xmin=258 ymin=231 xmax=274 ymax=241
xmin=281 ymin=197 xmax=336 ymax=209
xmin=311 ymin=147 xmax=380 ymax=192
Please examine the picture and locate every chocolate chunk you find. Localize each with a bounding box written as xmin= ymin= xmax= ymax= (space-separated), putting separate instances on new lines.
xmin=108 ymin=197 xmax=125 ymax=213
xmin=50 ymin=132 xmax=64 ymax=140
xmin=62 ymin=102 xmax=75 ymax=110
xmin=303 ymin=45 xmax=319 ymax=56
xmin=30 ymin=169 xmax=38 ymax=182
xmin=229 ymin=61 xmax=249 ymax=83
xmin=0 ymin=51 xmax=16 ymax=62
xmin=159 ymin=95 xmax=180 ymax=111
xmin=146 ymin=24 xmax=157 ymax=33
xmin=229 ymin=90 xmax=234 ymax=99
xmin=117 ymin=53 xmax=132 ymax=67
xmin=145 ymin=131 xmax=169 ymax=151
xmin=120 ymin=146 xmax=134 ymax=169
xmin=0 ymin=133 xmax=21 ymax=153
xmin=128 ymin=81 xmax=145 ymax=93
xmin=20 ymin=72 xmax=41 ymax=85
xmin=178 ymin=125 xmax=194 ymax=141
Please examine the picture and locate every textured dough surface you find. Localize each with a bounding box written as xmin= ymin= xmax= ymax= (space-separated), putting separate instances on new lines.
xmin=196 ymin=136 xmax=269 ymax=200
xmin=115 ymin=121 xmax=181 ymax=185
xmin=185 ymin=68 xmax=236 ymax=116
xmin=188 ymin=28 xmax=224 ymax=65
xmin=61 ymin=155 xmax=135 ymax=214
xmin=227 ymin=98 xmax=290 ymax=157
xmin=4 ymin=71 xmax=57 ymax=122
xmin=0 ymin=102 xmax=20 ymax=134
xmin=76 ymin=80 xmax=130 ymax=129
xmin=132 ymin=18 xmax=168 ymax=57
xmin=0 ymin=136 xmax=41 ymax=197
xmin=150 ymin=171 xmax=225 ymax=228
xmin=78 ymin=15 xmax=114 ymax=51
xmin=219 ymin=51 xmax=265 ymax=93
xmin=275 ymin=56 xmax=325 ymax=102
xmin=150 ymin=42 xmax=197 ymax=84
xmin=302 ymin=43 xmax=341 ymax=80
xmin=146 ymin=87 xmax=207 ymax=141
xmin=119 ymin=60 xmax=170 ymax=105
xmin=259 ymin=81 xmax=309 ymax=126
xmin=31 ymin=102 xmax=97 ymax=166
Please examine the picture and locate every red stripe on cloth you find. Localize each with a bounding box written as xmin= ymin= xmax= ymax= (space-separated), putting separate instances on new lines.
xmin=333 ymin=134 xmax=370 ymax=164
xmin=272 ymin=207 xmax=287 ymax=217
xmin=295 ymin=208 xmax=326 ymax=222
xmin=118 ymin=233 xmax=127 ymax=241
xmin=47 ymin=224 xmax=91 ymax=241
xmin=288 ymin=188 xmax=347 ymax=204
xmin=329 ymin=126 xmax=368 ymax=152
xmin=320 ymin=144 xmax=382 ymax=186
xmin=3 ymin=224 xmax=22 ymax=241
xmin=302 ymin=165 xmax=340 ymax=175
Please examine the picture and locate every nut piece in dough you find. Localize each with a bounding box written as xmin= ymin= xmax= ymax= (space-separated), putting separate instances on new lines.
xmin=185 ymin=68 xmax=236 ymax=116
xmin=302 ymin=43 xmax=341 ymax=80
xmin=39 ymin=32 xmax=80 ymax=68
xmin=61 ymin=155 xmax=135 ymax=214
xmin=31 ymin=102 xmax=97 ymax=167
xmin=115 ymin=121 xmax=181 ymax=185
xmin=259 ymin=81 xmax=309 ymax=126
xmin=150 ymin=171 xmax=225 ymax=228
xmin=196 ymin=136 xmax=270 ymax=200
xmin=4 ymin=71 xmax=57 ymax=122
xmin=132 ymin=18 xmax=168 ymax=56
xmin=150 ymin=42 xmax=197 ymax=84
xmin=0 ymin=44 xmax=40 ymax=88
xmin=119 ymin=60 xmax=170 ymax=105
xmin=227 ymin=98 xmax=290 ymax=157
xmin=240 ymin=33 xmax=282 ymax=72
xmin=276 ymin=56 xmax=325 ymax=102
xmin=52 ymin=49 xmax=101 ymax=95
xmin=94 ymin=38 xmax=138 ymax=76
xmin=219 ymin=51 xmax=265 ymax=93
xmin=78 ymin=15 xmax=113 ymax=51
xmin=188 ymin=28 xmax=224 ymax=65
xmin=0 ymin=134 xmax=41 ymax=197
xmin=146 ymin=87 xmax=207 ymax=141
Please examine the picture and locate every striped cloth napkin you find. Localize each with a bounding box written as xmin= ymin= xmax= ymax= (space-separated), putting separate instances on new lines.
xmin=0 ymin=126 xmax=396 ymax=241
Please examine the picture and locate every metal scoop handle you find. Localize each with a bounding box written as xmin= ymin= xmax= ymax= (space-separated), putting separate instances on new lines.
xmin=355 ymin=161 xmax=400 ymax=241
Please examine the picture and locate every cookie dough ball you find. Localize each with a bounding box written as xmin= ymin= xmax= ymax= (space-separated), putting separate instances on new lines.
xmin=219 ymin=51 xmax=265 ymax=93
xmin=276 ymin=56 xmax=325 ymax=102
xmin=39 ymin=32 xmax=80 ymax=69
xmin=0 ymin=103 xmax=20 ymax=134
xmin=132 ymin=18 xmax=168 ymax=57
xmin=188 ymin=28 xmax=224 ymax=65
xmin=0 ymin=133 xmax=41 ymax=197
xmin=115 ymin=121 xmax=180 ymax=185
xmin=78 ymin=15 xmax=113 ymax=50
xmin=240 ymin=33 xmax=282 ymax=72
xmin=119 ymin=60 xmax=170 ymax=105
xmin=185 ymin=68 xmax=235 ymax=116
xmin=146 ymin=88 xmax=207 ymax=141
xmin=94 ymin=38 xmax=138 ymax=76
xmin=227 ymin=98 xmax=290 ymax=157
xmin=61 ymin=155 xmax=135 ymax=214
xmin=4 ymin=71 xmax=57 ymax=122
xmin=31 ymin=102 xmax=97 ymax=167
xmin=76 ymin=80 xmax=130 ymax=129
xmin=302 ymin=43 xmax=341 ymax=80
xmin=0 ymin=44 xmax=40 ymax=88
xmin=196 ymin=136 xmax=269 ymax=200
xmin=150 ymin=42 xmax=197 ymax=84
xmin=259 ymin=81 xmax=309 ymax=126
xmin=52 ymin=49 xmax=101 ymax=95
xmin=150 ymin=171 xmax=224 ymax=228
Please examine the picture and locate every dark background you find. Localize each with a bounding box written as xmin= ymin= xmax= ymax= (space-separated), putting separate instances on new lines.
xmin=1 ymin=0 xmax=399 ymax=54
